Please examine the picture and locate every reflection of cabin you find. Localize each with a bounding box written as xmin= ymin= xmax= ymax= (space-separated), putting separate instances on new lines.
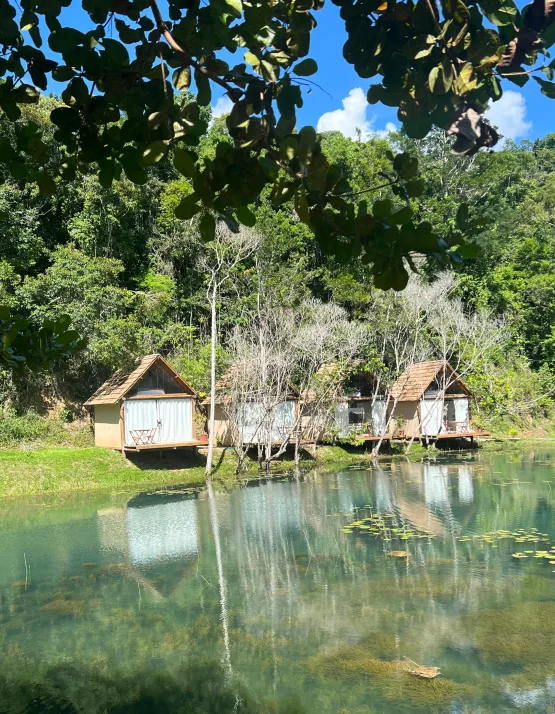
xmin=203 ymin=366 xmax=298 ymax=447
xmin=389 ymin=361 xmax=480 ymax=439
xmin=85 ymin=354 xmax=202 ymax=451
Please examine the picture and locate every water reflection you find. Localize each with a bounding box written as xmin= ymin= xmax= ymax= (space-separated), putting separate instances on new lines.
xmin=2 ymin=452 xmax=555 ymax=714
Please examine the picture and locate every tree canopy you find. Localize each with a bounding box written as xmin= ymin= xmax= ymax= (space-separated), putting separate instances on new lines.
xmin=2 ymin=0 xmax=554 ymax=289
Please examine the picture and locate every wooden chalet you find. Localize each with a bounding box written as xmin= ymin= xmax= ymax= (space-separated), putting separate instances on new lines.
xmin=303 ymin=362 xmax=388 ymax=442
xmin=203 ymin=365 xmax=299 ymax=447
xmin=84 ymin=354 xmax=202 ymax=452
xmin=389 ymin=360 xmax=483 ymax=440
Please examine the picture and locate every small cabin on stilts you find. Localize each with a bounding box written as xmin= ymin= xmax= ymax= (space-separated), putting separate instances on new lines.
xmin=203 ymin=366 xmax=299 ymax=448
xmin=84 ymin=354 xmax=202 ymax=452
xmin=389 ymin=360 xmax=482 ymax=441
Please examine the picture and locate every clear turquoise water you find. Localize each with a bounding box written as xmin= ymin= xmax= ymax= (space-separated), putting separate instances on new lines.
xmin=2 ymin=450 xmax=555 ymax=713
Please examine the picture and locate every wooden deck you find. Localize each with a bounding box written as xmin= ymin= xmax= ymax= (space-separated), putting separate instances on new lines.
xmin=124 ymin=440 xmax=205 ymax=452
xmin=434 ymin=431 xmax=490 ymax=440
xmin=350 ymin=432 xmax=489 ymax=442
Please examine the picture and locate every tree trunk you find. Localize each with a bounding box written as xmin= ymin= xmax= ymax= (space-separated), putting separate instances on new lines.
xmin=206 ymin=280 xmax=218 ymax=476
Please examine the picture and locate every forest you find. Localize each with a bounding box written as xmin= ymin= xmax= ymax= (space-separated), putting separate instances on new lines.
xmin=1 ymin=96 xmax=555 ymax=442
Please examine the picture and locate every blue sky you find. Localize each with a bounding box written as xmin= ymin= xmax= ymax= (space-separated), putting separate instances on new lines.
xmin=49 ymin=1 xmax=554 ymax=144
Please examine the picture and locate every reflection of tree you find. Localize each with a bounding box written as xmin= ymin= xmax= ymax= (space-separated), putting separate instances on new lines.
xmin=206 ymin=478 xmax=233 ymax=681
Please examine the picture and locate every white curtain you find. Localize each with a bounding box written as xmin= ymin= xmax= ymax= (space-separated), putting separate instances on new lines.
xmin=124 ymin=398 xmax=193 ymax=446
xmin=124 ymin=399 xmax=158 ymax=446
xmin=454 ymin=398 xmax=469 ymax=430
xmin=157 ymin=398 xmax=193 ymax=444
xmin=421 ymin=398 xmax=443 ymax=436
xmin=271 ymin=400 xmax=296 ymax=442
xmin=372 ymin=398 xmax=387 ymax=435
xmin=334 ymin=402 xmax=349 ymax=437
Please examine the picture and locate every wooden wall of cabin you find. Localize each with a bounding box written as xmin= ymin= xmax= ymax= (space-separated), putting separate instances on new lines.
xmin=387 ymin=400 xmax=420 ymax=437
xmin=94 ymin=404 xmax=122 ymax=448
xmin=211 ymin=404 xmax=234 ymax=447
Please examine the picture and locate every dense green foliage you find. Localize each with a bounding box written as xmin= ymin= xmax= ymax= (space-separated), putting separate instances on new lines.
xmin=2 ymin=0 xmax=555 ymax=289
xmin=1 ymin=101 xmax=555 ymax=433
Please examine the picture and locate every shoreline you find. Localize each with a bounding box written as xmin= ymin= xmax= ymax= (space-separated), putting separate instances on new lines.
xmin=1 ymin=437 xmax=555 ymax=500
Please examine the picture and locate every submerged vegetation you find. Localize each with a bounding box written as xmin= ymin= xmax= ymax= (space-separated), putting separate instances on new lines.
xmin=1 ymin=451 xmax=555 ymax=713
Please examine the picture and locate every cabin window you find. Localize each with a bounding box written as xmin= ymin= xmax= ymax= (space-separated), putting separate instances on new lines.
xmin=348 ymin=408 xmax=365 ymax=425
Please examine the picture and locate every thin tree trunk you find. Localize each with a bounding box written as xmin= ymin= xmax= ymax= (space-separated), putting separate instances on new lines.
xmin=206 ymin=280 xmax=218 ymax=476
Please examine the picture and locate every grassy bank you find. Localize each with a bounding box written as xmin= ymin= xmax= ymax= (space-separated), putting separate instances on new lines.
xmin=0 ymin=447 xmax=246 ymax=499
xmin=3 ymin=436 xmax=555 ymax=500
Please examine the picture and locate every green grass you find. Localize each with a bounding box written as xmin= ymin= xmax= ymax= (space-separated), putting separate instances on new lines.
xmin=0 ymin=447 xmax=248 ymax=499
xmin=2 ymin=436 xmax=552 ymax=501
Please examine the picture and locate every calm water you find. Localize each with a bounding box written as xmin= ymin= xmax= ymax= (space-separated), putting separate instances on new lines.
xmin=2 ymin=450 xmax=555 ymax=714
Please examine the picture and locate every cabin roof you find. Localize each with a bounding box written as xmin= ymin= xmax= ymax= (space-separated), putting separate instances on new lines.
xmin=201 ymin=364 xmax=299 ymax=406
xmin=84 ymin=354 xmax=196 ymax=406
xmin=390 ymin=360 xmax=471 ymax=402
xmin=300 ymin=360 xmax=368 ymax=402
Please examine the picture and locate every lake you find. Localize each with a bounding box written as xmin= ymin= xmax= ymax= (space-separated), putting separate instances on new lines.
xmin=1 ymin=449 xmax=555 ymax=713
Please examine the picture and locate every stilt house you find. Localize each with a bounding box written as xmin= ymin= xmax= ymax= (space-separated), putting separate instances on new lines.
xmin=204 ymin=366 xmax=298 ymax=447
xmin=389 ymin=361 xmax=474 ymax=438
xmin=306 ymin=363 xmax=387 ymax=441
xmin=85 ymin=354 xmax=201 ymax=451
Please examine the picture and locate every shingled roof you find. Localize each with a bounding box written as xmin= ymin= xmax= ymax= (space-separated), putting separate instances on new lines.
xmin=201 ymin=364 xmax=299 ymax=406
xmin=391 ymin=361 xmax=471 ymax=401
xmin=84 ymin=354 xmax=196 ymax=406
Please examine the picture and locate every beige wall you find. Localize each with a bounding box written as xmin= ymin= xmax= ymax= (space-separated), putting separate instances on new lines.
xmin=94 ymin=404 xmax=122 ymax=448
xmin=211 ymin=404 xmax=234 ymax=447
xmin=388 ymin=400 xmax=420 ymax=437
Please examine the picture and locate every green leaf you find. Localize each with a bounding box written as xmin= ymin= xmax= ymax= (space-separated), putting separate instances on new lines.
xmin=224 ymin=0 xmax=242 ymax=17
xmin=406 ymin=179 xmax=425 ymax=197
xmin=36 ymin=170 xmax=56 ymax=196
xmin=195 ymin=70 xmax=211 ymax=106
xmin=373 ymin=199 xmax=392 ymax=219
xmin=542 ymin=21 xmax=555 ymax=49
xmin=294 ymin=189 xmax=310 ymax=223
xmin=10 ymin=84 xmax=40 ymax=104
xmin=478 ymin=0 xmax=518 ymax=25
xmin=101 ymin=38 xmax=129 ymax=68
xmin=456 ymin=202 xmax=469 ymax=229
xmin=236 ymin=205 xmax=256 ymax=227
xmin=99 ymin=159 xmax=116 ymax=189
xmin=454 ymin=62 xmax=479 ymax=94
xmin=52 ymin=65 xmax=75 ymax=82
xmin=175 ymin=194 xmax=201 ymax=219
xmin=142 ymin=140 xmax=169 ymax=165
xmin=0 ymin=137 xmax=16 ymax=162
xmin=172 ymin=66 xmax=191 ymax=91
xmin=173 ymin=147 xmax=196 ymax=177
xmin=402 ymin=34 xmax=436 ymax=59
xmin=298 ymin=125 xmax=317 ymax=163
xmin=429 ymin=58 xmax=454 ymax=94
xmin=393 ymin=152 xmax=418 ymax=180
xmin=293 ymin=58 xmax=318 ymax=76
xmin=388 ymin=206 xmax=413 ymax=225
xmin=280 ymin=136 xmax=298 ymax=160
xmin=402 ymin=112 xmax=433 ymax=139
xmin=199 ymin=212 xmax=216 ymax=241
xmin=534 ymin=76 xmax=555 ymax=98
xmin=441 ymin=0 xmax=470 ymax=23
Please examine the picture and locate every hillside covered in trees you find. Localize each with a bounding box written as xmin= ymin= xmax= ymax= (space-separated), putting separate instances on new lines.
xmin=1 ymin=98 xmax=554 ymax=439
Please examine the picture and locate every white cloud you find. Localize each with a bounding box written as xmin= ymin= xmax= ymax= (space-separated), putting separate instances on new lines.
xmin=316 ymin=88 xmax=397 ymax=141
xmin=485 ymin=90 xmax=531 ymax=144
xmin=212 ymin=95 xmax=233 ymax=118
